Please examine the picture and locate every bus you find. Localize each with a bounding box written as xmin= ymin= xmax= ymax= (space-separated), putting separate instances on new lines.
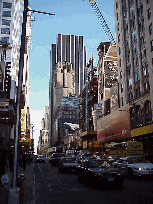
xmin=105 ymin=141 xmax=143 ymax=158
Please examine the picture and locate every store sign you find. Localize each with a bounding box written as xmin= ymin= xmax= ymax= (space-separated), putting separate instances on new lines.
xmin=97 ymin=104 xmax=131 ymax=144
xmin=21 ymin=108 xmax=26 ymax=131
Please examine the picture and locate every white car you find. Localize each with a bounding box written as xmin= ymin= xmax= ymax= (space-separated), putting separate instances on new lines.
xmin=127 ymin=157 xmax=153 ymax=178
xmin=37 ymin=155 xmax=45 ymax=163
xmin=114 ymin=156 xmax=153 ymax=178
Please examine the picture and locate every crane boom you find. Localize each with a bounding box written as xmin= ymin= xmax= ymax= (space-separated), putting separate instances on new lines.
xmin=89 ymin=0 xmax=116 ymax=44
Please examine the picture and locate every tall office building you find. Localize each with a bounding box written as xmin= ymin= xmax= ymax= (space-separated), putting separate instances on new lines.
xmin=49 ymin=34 xmax=86 ymax=146
xmin=56 ymin=34 xmax=86 ymax=94
xmin=113 ymin=0 xmax=153 ymax=140
xmin=114 ymin=0 xmax=153 ymax=109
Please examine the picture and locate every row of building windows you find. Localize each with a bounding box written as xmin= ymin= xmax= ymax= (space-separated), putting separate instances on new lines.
xmin=1 ymin=2 xmax=12 ymax=37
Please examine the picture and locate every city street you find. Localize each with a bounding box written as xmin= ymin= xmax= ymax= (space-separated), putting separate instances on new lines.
xmin=35 ymin=158 xmax=153 ymax=204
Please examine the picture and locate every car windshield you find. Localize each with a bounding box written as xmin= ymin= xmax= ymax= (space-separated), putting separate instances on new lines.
xmin=99 ymin=160 xmax=113 ymax=167
xmin=38 ymin=155 xmax=44 ymax=158
xmin=62 ymin=158 xmax=76 ymax=163
xmin=87 ymin=160 xmax=102 ymax=168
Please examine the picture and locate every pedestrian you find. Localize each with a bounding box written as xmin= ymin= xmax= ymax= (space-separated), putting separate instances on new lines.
xmin=0 ymin=152 xmax=8 ymax=186
xmin=8 ymin=152 xmax=14 ymax=172
xmin=19 ymin=154 xmax=23 ymax=167
xmin=22 ymin=154 xmax=27 ymax=171
xmin=27 ymin=154 xmax=31 ymax=165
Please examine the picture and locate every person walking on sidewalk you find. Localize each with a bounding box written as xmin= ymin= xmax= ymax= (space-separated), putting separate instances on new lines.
xmin=0 ymin=152 xmax=8 ymax=186
xmin=8 ymin=152 xmax=13 ymax=172
xmin=27 ymin=154 xmax=31 ymax=165
xmin=22 ymin=154 xmax=27 ymax=171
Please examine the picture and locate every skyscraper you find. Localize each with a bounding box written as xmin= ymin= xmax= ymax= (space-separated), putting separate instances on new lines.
xmin=114 ymin=0 xmax=153 ymax=131
xmin=49 ymin=34 xmax=86 ymax=146
xmin=56 ymin=34 xmax=86 ymax=94
xmin=114 ymin=0 xmax=153 ymax=111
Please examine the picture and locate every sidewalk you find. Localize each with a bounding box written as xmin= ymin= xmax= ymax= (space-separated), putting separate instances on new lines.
xmin=0 ymin=160 xmax=36 ymax=204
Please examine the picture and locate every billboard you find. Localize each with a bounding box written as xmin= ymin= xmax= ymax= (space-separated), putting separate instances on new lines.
xmin=97 ymin=104 xmax=131 ymax=144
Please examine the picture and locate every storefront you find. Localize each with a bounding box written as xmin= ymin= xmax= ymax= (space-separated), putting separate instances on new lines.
xmin=131 ymin=124 xmax=153 ymax=155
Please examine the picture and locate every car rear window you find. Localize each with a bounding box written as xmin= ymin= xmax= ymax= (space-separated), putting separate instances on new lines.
xmin=62 ymin=158 xmax=76 ymax=163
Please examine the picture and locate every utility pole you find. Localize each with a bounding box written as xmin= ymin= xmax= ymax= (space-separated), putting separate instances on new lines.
xmin=8 ymin=1 xmax=28 ymax=203
xmin=8 ymin=0 xmax=55 ymax=203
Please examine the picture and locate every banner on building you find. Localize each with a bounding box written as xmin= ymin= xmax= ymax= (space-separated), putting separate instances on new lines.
xmin=97 ymin=104 xmax=131 ymax=144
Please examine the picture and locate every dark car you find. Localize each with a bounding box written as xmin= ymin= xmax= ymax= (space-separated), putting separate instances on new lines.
xmin=77 ymin=159 xmax=124 ymax=188
xmin=36 ymin=155 xmax=45 ymax=163
xmin=59 ymin=157 xmax=79 ymax=173
xmin=49 ymin=153 xmax=65 ymax=166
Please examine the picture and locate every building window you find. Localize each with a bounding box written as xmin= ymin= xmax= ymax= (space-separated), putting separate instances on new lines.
xmin=1 ymin=28 xmax=10 ymax=34
xmin=2 ymin=11 xmax=11 ymax=17
xmin=119 ymin=47 xmax=121 ymax=55
xmin=117 ymin=23 xmax=119 ymax=31
xmin=141 ymin=49 xmax=146 ymax=60
xmin=148 ymin=8 xmax=151 ymax=20
xmin=1 ymin=37 xmax=9 ymax=43
xmin=126 ymin=52 xmax=130 ymax=61
xmin=3 ymin=2 xmax=12 ymax=8
xmin=121 ymin=84 xmax=123 ymax=93
xmin=136 ymin=87 xmax=140 ymax=98
xmin=127 ymin=65 xmax=131 ymax=75
xmin=119 ymin=59 xmax=121 ymax=67
xmin=143 ymin=64 xmax=149 ymax=76
xmin=151 ymin=40 xmax=153 ymax=52
xmin=118 ymin=34 xmax=120 ymax=43
xmin=117 ymin=12 xmax=118 ymax=20
xmin=2 ymin=19 xmax=11 ymax=26
xmin=147 ymin=0 xmax=150 ymax=3
xmin=120 ymin=71 xmax=122 ymax=79
xmin=144 ymin=82 xmax=150 ymax=93
xmin=121 ymin=97 xmax=124 ymax=106
xmin=101 ymin=93 xmax=103 ymax=100
xmin=149 ymin=23 xmax=153 ymax=35
xmin=134 ymin=72 xmax=140 ymax=83
xmin=116 ymin=2 xmax=118 ymax=10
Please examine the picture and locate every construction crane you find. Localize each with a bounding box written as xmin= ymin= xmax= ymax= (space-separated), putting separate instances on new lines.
xmin=89 ymin=0 xmax=116 ymax=44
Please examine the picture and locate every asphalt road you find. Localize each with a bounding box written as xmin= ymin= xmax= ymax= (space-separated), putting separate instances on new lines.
xmin=35 ymin=158 xmax=153 ymax=204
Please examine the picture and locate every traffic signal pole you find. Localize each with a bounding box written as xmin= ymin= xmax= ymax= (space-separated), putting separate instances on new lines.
xmin=8 ymin=0 xmax=28 ymax=203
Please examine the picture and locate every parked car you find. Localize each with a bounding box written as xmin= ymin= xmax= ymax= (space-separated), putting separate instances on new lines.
xmin=59 ymin=157 xmax=79 ymax=173
xmin=127 ymin=156 xmax=153 ymax=178
xmin=77 ymin=158 xmax=124 ymax=187
xmin=36 ymin=155 xmax=45 ymax=163
xmin=49 ymin=153 xmax=65 ymax=166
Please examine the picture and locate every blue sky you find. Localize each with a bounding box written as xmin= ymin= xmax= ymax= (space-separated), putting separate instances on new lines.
xmin=29 ymin=0 xmax=115 ymax=149
xmin=29 ymin=0 xmax=115 ymax=112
